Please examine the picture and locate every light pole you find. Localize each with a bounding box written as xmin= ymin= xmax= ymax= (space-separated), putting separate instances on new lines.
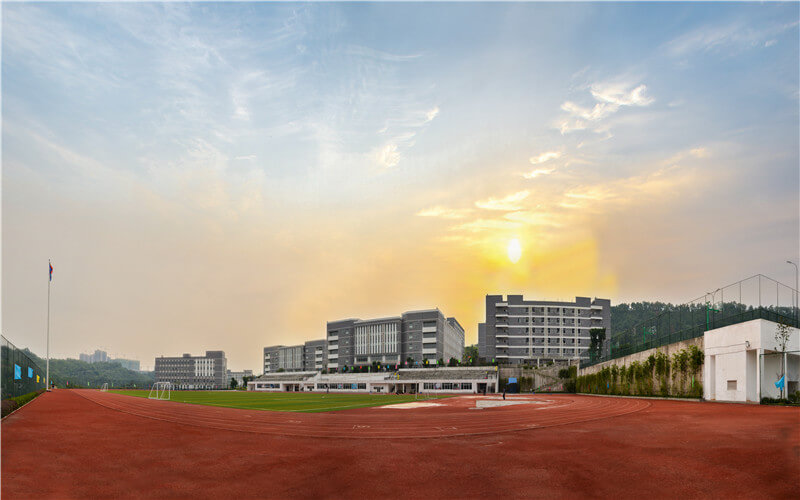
xmin=788 ymin=260 xmax=798 ymax=325
xmin=706 ymin=288 xmax=720 ymax=331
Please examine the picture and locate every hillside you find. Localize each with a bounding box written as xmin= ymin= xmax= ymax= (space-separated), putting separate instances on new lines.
xmin=22 ymin=349 xmax=153 ymax=389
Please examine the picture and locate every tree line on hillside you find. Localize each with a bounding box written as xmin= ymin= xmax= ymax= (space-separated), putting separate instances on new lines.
xmin=21 ymin=349 xmax=154 ymax=389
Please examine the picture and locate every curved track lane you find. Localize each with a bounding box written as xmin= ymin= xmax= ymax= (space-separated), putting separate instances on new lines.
xmin=74 ymin=390 xmax=650 ymax=439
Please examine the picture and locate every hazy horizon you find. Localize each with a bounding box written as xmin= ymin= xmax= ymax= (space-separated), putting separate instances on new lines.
xmin=3 ymin=2 xmax=798 ymax=372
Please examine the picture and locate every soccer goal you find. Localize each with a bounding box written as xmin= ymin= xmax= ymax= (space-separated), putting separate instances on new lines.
xmin=100 ymin=383 xmax=108 ymax=392
xmin=148 ymin=381 xmax=172 ymax=400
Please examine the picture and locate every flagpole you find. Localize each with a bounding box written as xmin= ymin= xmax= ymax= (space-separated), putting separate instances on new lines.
xmin=46 ymin=260 xmax=51 ymax=391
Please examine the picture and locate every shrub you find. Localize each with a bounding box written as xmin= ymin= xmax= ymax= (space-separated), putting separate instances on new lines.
xmin=1 ymin=389 xmax=46 ymax=418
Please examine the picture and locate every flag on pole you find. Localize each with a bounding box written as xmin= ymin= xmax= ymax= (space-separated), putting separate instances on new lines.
xmin=49 ymin=262 xmax=53 ymax=281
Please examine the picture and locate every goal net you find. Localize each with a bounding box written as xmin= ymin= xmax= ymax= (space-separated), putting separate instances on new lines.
xmin=100 ymin=383 xmax=108 ymax=392
xmin=148 ymin=381 xmax=172 ymax=400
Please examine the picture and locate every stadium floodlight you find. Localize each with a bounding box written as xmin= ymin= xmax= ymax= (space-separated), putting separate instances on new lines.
xmin=148 ymin=381 xmax=172 ymax=400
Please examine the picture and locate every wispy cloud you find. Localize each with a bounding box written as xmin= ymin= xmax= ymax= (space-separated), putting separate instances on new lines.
xmin=664 ymin=19 xmax=799 ymax=58
xmin=416 ymin=206 xmax=472 ymax=219
xmin=523 ymin=168 xmax=555 ymax=179
xmin=559 ymin=81 xmax=654 ymax=135
xmin=529 ymin=151 xmax=561 ymax=165
xmin=475 ymin=190 xmax=530 ymax=211
xmin=375 ymin=143 xmax=401 ymax=168
xmin=425 ymin=106 xmax=440 ymax=122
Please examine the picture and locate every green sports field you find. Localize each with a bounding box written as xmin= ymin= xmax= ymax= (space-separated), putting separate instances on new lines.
xmin=109 ymin=390 xmax=452 ymax=413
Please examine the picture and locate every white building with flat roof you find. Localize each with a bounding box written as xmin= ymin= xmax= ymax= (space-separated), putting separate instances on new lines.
xmin=703 ymin=319 xmax=799 ymax=403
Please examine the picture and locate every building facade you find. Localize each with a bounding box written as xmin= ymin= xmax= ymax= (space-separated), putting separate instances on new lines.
xmin=263 ymin=340 xmax=328 ymax=374
xmin=111 ymin=358 xmax=140 ymax=371
xmin=479 ymin=295 xmax=610 ymax=364
xmin=248 ymin=367 xmax=499 ymax=394
xmin=226 ymin=369 xmax=254 ymax=387
xmin=154 ymin=350 xmax=227 ymax=389
xmin=326 ymin=309 xmax=465 ymax=371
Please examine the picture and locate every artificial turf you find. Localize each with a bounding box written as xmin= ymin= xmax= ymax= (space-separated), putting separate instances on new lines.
xmin=108 ymin=390 xmax=452 ymax=413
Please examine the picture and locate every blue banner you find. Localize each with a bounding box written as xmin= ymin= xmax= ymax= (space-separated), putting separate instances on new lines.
xmin=14 ymin=364 xmax=21 ymax=380
xmin=775 ymin=374 xmax=785 ymax=390
xmin=508 ymin=377 xmax=517 ymax=384
xmin=28 ymin=367 xmax=33 ymax=378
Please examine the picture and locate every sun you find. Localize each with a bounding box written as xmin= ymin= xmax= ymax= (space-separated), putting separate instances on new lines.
xmin=507 ymin=238 xmax=522 ymax=264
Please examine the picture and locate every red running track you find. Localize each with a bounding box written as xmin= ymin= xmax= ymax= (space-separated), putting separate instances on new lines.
xmin=72 ymin=390 xmax=651 ymax=438
xmin=2 ymin=390 xmax=798 ymax=499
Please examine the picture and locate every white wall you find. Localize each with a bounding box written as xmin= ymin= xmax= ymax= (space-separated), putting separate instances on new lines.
xmin=703 ymin=319 xmax=799 ymax=402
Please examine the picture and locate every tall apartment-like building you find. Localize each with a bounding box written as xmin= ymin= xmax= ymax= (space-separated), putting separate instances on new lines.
xmin=479 ymin=296 xmax=610 ymax=364
xmin=79 ymin=349 xmax=108 ymax=364
xmin=263 ymin=340 xmax=328 ymax=374
xmin=326 ymin=309 xmax=465 ymax=371
xmin=154 ymin=350 xmax=227 ymax=389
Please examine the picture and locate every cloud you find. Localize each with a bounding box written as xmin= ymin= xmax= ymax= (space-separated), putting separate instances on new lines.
xmin=529 ymin=151 xmax=562 ymax=165
xmin=416 ymin=206 xmax=472 ymax=219
xmin=235 ymin=155 xmax=257 ymax=161
xmin=664 ymin=20 xmax=799 ymax=58
xmin=503 ymin=211 xmax=562 ymax=227
xmin=449 ymin=218 xmax=521 ymax=233
xmin=689 ymin=147 xmax=709 ymax=158
xmin=475 ymin=190 xmax=530 ymax=211
xmin=523 ymin=168 xmax=555 ymax=179
xmin=559 ymin=81 xmax=654 ymax=135
xmin=425 ymin=106 xmax=440 ymax=122
xmin=591 ymin=83 xmax=654 ymax=107
xmin=375 ymin=143 xmax=401 ymax=168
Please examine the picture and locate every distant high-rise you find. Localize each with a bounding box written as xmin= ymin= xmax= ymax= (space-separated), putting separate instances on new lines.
xmin=479 ymin=295 xmax=610 ymax=364
xmin=79 ymin=349 xmax=108 ymax=364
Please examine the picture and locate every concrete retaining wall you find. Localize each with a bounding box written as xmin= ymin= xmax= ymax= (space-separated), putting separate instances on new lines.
xmin=579 ymin=337 xmax=704 ymax=376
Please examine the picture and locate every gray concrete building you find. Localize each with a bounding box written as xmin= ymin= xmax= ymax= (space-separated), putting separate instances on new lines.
xmin=226 ymin=369 xmax=254 ymax=387
xmin=326 ymin=309 xmax=465 ymax=371
xmin=111 ymin=358 xmax=140 ymax=371
xmin=263 ymin=340 xmax=327 ymax=374
xmin=303 ymin=339 xmax=327 ymax=372
xmin=154 ymin=350 xmax=227 ymax=389
xmin=479 ymin=295 xmax=610 ymax=365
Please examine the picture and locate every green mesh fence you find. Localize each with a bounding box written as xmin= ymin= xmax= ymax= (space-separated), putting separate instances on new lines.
xmin=2 ymin=335 xmax=47 ymax=399
xmin=583 ymin=275 xmax=799 ymax=369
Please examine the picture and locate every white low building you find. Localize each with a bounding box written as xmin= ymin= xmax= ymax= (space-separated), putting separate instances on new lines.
xmin=246 ymin=367 xmax=499 ymax=394
xmin=703 ymin=319 xmax=799 ymax=403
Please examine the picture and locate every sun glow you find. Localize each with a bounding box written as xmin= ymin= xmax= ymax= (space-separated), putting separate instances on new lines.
xmin=507 ymin=238 xmax=522 ymax=264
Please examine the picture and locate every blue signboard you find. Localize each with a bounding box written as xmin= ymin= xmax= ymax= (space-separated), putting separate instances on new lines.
xmin=508 ymin=377 xmax=517 ymax=384
xmin=28 ymin=367 xmax=33 ymax=378
xmin=14 ymin=364 xmax=22 ymax=380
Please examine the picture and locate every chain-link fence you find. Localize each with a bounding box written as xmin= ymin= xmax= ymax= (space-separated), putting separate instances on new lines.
xmin=2 ymin=335 xmax=47 ymax=400
xmin=584 ymin=275 xmax=799 ymax=368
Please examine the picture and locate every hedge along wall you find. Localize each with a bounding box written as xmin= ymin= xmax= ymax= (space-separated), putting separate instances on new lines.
xmin=577 ymin=337 xmax=704 ymax=398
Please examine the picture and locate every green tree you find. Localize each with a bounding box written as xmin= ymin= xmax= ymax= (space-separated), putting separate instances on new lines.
xmin=230 ymin=378 xmax=238 ymax=389
xmin=589 ymin=328 xmax=607 ymax=361
xmin=775 ymin=321 xmax=792 ymax=399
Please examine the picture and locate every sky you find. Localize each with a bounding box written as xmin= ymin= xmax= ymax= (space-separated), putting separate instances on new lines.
xmin=2 ymin=2 xmax=798 ymax=372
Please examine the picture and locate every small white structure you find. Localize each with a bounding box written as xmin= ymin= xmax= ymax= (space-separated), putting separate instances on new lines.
xmin=704 ymin=319 xmax=799 ymax=403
